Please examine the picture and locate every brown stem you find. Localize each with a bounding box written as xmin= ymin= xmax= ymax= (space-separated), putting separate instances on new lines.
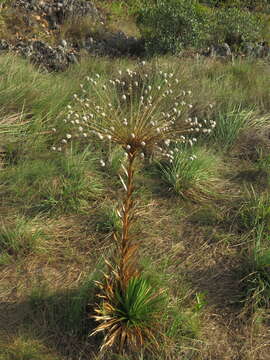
xmin=119 ymin=151 xmax=137 ymax=291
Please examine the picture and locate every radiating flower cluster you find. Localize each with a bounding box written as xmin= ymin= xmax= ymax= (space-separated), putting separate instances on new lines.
xmin=51 ymin=65 xmax=215 ymax=165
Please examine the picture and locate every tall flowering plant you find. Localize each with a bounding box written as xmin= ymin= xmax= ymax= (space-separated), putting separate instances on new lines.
xmin=51 ymin=63 xmax=215 ymax=354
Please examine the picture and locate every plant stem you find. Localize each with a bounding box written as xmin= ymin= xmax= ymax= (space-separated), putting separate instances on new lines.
xmin=119 ymin=151 xmax=137 ymax=291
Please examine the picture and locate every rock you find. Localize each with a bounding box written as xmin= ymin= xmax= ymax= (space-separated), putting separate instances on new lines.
xmin=11 ymin=0 xmax=100 ymax=28
xmin=242 ymin=42 xmax=254 ymax=56
xmin=209 ymin=43 xmax=232 ymax=58
xmin=253 ymin=43 xmax=264 ymax=58
xmin=60 ymin=39 xmax=67 ymax=48
xmin=83 ymin=31 xmax=144 ymax=57
xmin=0 ymin=39 xmax=10 ymax=51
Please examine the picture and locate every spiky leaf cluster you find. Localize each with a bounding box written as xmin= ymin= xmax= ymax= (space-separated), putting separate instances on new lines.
xmin=92 ymin=273 xmax=166 ymax=354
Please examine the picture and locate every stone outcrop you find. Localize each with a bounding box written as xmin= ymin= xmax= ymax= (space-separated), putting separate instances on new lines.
xmin=0 ymin=38 xmax=78 ymax=71
xmin=0 ymin=0 xmax=144 ymax=71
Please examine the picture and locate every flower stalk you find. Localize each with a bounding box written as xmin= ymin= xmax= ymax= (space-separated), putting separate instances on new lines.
xmin=118 ymin=150 xmax=138 ymax=291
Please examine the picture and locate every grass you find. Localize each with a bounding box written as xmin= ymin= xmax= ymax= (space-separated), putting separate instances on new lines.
xmin=240 ymin=226 xmax=270 ymax=310
xmin=209 ymin=107 xmax=255 ymax=151
xmin=95 ymin=203 xmax=122 ymax=235
xmin=234 ymin=186 xmax=270 ymax=232
xmin=1 ymin=53 xmax=270 ymax=359
xmin=157 ymin=146 xmax=221 ymax=201
xmin=0 ymin=337 xmax=58 ymax=360
xmin=0 ymin=216 xmax=45 ymax=264
xmin=0 ymin=148 xmax=104 ymax=215
xmin=29 ymin=269 xmax=101 ymax=336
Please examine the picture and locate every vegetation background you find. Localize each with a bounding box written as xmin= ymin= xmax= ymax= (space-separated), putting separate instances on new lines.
xmin=0 ymin=0 xmax=270 ymax=359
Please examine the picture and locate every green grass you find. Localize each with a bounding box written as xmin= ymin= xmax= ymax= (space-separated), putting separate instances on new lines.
xmin=241 ymin=226 xmax=270 ymax=310
xmin=0 ymin=337 xmax=58 ymax=360
xmin=209 ymin=107 xmax=255 ymax=151
xmin=95 ymin=203 xmax=122 ymax=235
xmin=235 ymin=186 xmax=270 ymax=232
xmin=157 ymin=146 xmax=221 ymax=201
xmin=0 ymin=148 xmax=104 ymax=215
xmin=0 ymin=216 xmax=45 ymax=264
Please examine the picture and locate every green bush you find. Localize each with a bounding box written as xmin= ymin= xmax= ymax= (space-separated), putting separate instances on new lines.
xmin=199 ymin=0 xmax=270 ymax=11
xmin=212 ymin=7 xmax=264 ymax=47
xmin=136 ymin=0 xmax=265 ymax=54
xmin=136 ymin=0 xmax=212 ymax=54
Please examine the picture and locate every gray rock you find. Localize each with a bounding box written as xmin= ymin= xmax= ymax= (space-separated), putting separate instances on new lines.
xmin=210 ymin=43 xmax=232 ymax=57
xmin=60 ymin=39 xmax=67 ymax=48
xmin=0 ymin=39 xmax=10 ymax=51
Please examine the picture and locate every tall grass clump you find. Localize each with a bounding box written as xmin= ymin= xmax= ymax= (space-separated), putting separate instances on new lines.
xmin=241 ymin=225 xmax=270 ymax=310
xmin=235 ymin=186 xmax=270 ymax=232
xmin=51 ymin=62 xmax=215 ymax=355
xmin=158 ymin=145 xmax=220 ymax=201
xmin=0 ymin=216 xmax=44 ymax=263
xmin=209 ymin=107 xmax=255 ymax=151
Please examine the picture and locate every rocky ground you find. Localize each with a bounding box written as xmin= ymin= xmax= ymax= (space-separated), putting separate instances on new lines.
xmin=0 ymin=0 xmax=144 ymax=71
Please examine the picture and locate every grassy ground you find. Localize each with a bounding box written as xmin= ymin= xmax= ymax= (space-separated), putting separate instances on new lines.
xmin=1 ymin=53 xmax=270 ymax=359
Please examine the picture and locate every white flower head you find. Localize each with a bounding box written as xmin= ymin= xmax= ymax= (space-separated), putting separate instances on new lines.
xmin=165 ymin=139 xmax=170 ymax=146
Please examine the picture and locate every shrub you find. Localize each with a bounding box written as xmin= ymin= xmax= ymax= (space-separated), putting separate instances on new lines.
xmin=136 ymin=0 xmax=212 ymax=55
xmin=212 ymin=7 xmax=264 ymax=48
